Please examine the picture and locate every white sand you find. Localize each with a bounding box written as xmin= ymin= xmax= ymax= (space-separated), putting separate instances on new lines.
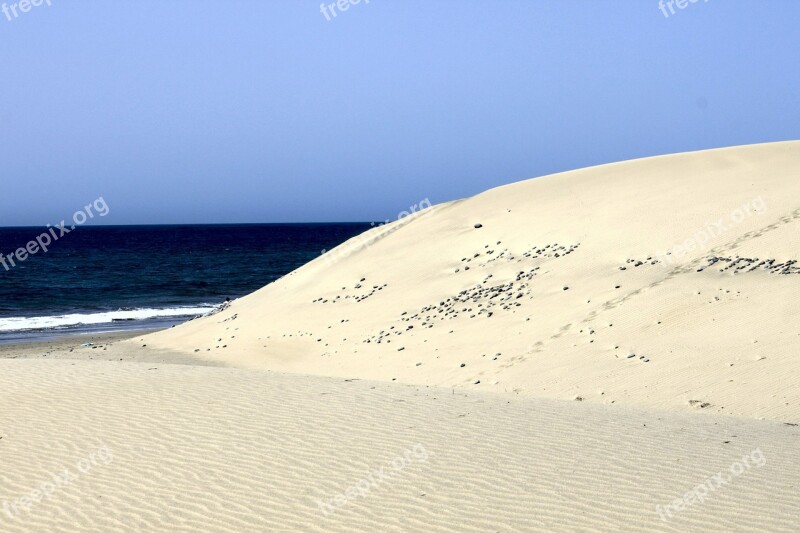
xmin=4 ymin=141 xmax=799 ymax=531
xmin=1 ymin=359 xmax=798 ymax=532
xmin=141 ymin=141 xmax=800 ymax=421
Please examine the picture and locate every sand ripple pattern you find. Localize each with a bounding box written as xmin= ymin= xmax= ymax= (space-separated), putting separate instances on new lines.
xmin=1 ymin=360 xmax=799 ymax=532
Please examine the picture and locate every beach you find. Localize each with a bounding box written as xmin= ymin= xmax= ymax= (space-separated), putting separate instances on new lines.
xmin=2 ymin=142 xmax=799 ymax=531
xmin=0 ymin=331 xmax=220 ymax=366
xmin=2 ymin=358 xmax=799 ymax=532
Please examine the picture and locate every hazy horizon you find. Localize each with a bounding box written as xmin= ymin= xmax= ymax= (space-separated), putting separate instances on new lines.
xmin=3 ymin=1 xmax=799 ymax=226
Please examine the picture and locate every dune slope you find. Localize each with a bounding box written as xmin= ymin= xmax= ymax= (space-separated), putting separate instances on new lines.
xmin=138 ymin=141 xmax=800 ymax=421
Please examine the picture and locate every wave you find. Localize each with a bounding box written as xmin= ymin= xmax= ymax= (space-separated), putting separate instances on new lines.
xmin=0 ymin=306 xmax=218 ymax=333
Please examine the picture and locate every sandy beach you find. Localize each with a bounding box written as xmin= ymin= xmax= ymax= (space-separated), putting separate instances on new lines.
xmin=6 ymin=0 xmax=800 ymax=528
xmin=1 ymin=142 xmax=798 ymax=531
xmin=2 ymin=358 xmax=799 ymax=532
xmin=0 ymin=331 xmax=221 ymax=367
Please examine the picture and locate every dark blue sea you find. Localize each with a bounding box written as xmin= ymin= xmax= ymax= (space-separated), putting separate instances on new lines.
xmin=0 ymin=224 xmax=369 ymax=344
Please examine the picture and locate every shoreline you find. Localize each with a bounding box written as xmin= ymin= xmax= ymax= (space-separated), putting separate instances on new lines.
xmin=0 ymin=313 xmax=214 ymax=346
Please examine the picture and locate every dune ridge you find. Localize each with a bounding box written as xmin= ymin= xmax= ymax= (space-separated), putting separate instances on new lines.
xmin=138 ymin=141 xmax=800 ymax=421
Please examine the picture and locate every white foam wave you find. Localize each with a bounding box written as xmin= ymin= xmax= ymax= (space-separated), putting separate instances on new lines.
xmin=0 ymin=306 xmax=217 ymax=333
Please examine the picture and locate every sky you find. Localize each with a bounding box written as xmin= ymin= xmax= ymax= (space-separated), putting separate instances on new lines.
xmin=1 ymin=0 xmax=799 ymax=225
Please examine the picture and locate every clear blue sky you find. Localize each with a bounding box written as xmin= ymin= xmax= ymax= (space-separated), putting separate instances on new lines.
xmin=1 ymin=0 xmax=798 ymax=225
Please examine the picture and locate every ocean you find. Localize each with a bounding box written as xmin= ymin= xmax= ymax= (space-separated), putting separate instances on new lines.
xmin=0 ymin=224 xmax=370 ymax=344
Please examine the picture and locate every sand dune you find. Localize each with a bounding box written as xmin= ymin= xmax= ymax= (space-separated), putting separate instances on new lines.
xmin=5 ymin=142 xmax=799 ymax=531
xmin=2 ymin=359 xmax=799 ymax=532
xmin=138 ymin=141 xmax=800 ymax=422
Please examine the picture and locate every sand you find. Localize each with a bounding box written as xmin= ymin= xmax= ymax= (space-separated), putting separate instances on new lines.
xmin=2 ymin=359 xmax=799 ymax=532
xmin=0 ymin=330 xmax=221 ymax=367
xmin=2 ymin=141 xmax=799 ymax=531
xmin=138 ymin=140 xmax=800 ymax=422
